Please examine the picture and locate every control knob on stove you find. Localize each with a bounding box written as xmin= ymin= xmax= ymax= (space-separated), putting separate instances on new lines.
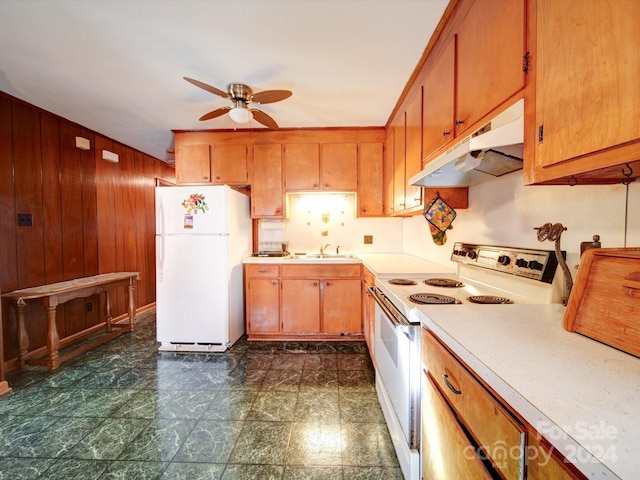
xmin=515 ymin=258 xmax=529 ymax=268
xmin=498 ymin=255 xmax=511 ymax=266
xmin=529 ymin=260 xmax=544 ymax=271
xmin=467 ymin=251 xmax=478 ymax=260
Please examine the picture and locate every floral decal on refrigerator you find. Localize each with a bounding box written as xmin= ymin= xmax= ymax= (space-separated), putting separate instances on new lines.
xmin=181 ymin=193 xmax=209 ymax=229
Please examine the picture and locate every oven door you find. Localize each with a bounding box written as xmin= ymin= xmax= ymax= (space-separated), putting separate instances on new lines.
xmin=370 ymin=286 xmax=420 ymax=450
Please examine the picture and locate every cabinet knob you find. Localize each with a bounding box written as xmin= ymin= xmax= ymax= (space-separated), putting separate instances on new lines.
xmin=313 ymin=282 xmax=318 ymax=287
xmin=215 ymin=176 xmax=221 ymax=180
xmin=271 ymin=281 xmax=277 ymax=286
xmin=326 ymin=281 xmax=331 ymax=287
xmin=455 ymin=119 xmax=464 ymax=126
xmin=313 ymin=183 xmax=319 ymax=188
xmin=443 ymin=130 xmax=451 ymax=136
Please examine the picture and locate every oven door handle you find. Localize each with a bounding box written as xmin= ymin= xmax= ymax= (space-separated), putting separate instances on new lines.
xmin=368 ymin=286 xmax=415 ymax=339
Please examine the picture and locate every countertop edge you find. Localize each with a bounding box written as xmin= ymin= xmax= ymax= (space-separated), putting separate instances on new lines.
xmin=419 ymin=305 xmax=631 ymax=480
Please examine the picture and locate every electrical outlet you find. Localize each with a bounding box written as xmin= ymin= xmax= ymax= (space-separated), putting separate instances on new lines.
xmin=17 ymin=213 xmax=33 ymax=226
xmin=364 ymin=235 xmax=373 ymax=244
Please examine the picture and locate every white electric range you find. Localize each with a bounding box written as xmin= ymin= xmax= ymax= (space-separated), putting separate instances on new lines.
xmin=370 ymin=242 xmax=564 ymax=480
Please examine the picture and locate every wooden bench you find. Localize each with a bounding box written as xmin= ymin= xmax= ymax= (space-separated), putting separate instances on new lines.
xmin=2 ymin=272 xmax=140 ymax=371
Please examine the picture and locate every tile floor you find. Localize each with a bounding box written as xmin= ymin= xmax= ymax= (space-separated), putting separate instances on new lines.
xmin=0 ymin=315 xmax=402 ymax=479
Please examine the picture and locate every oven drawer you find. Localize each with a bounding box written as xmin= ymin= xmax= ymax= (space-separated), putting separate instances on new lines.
xmin=422 ymin=329 xmax=525 ymax=480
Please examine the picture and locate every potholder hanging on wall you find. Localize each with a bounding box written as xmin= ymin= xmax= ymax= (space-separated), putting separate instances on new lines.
xmin=423 ymin=193 xmax=457 ymax=245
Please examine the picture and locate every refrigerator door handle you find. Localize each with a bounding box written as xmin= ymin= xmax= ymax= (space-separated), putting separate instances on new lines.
xmin=158 ymin=197 xmax=165 ymax=282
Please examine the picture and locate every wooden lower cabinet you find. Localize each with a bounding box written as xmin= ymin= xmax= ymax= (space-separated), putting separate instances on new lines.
xmin=245 ymin=264 xmax=280 ymax=335
xmin=281 ymin=279 xmax=321 ymax=334
xmin=246 ymin=277 xmax=280 ymax=334
xmin=422 ymin=329 xmax=525 ymax=479
xmin=362 ymin=267 xmax=375 ymax=360
xmin=422 ymin=371 xmax=493 ymax=480
xmin=245 ymin=263 xmax=363 ymax=340
xmin=527 ymin=428 xmax=586 ymax=480
xmin=422 ymin=328 xmax=588 ymax=480
xmin=322 ymin=278 xmax=361 ymax=334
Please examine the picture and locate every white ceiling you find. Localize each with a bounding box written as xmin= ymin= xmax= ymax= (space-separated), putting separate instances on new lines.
xmin=0 ymin=0 xmax=448 ymax=164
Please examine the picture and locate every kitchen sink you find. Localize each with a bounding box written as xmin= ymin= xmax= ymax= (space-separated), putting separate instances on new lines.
xmin=304 ymin=254 xmax=359 ymax=259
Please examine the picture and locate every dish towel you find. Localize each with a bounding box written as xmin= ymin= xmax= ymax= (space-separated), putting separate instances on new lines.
xmin=423 ymin=193 xmax=457 ymax=245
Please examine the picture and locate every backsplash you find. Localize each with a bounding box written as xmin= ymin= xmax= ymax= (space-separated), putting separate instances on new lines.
xmin=257 ymin=172 xmax=639 ymax=268
xmin=258 ymin=194 xmax=404 ymax=255
xmin=405 ymin=170 xmax=640 ymax=270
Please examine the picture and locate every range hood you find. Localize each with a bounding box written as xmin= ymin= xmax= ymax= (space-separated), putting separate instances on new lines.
xmin=409 ymin=99 xmax=524 ymax=187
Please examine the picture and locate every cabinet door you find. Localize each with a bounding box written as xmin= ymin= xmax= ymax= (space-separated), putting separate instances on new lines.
xmin=383 ymin=129 xmax=395 ymax=216
xmin=211 ymin=144 xmax=248 ymax=184
xmin=357 ymin=142 xmax=384 ymax=217
xmin=281 ymin=279 xmax=320 ymax=334
xmin=322 ymin=279 xmax=362 ymax=334
xmin=284 ymin=143 xmax=320 ymax=190
xmin=456 ymin=0 xmax=526 ymax=135
xmin=362 ymin=270 xmax=375 ymax=359
xmin=527 ymin=429 xmax=586 ymax=480
xmin=321 ymin=143 xmax=358 ymax=191
xmin=422 ymin=373 xmax=493 ymax=480
xmin=175 ymin=144 xmax=211 ymax=184
xmin=404 ymin=88 xmax=423 ymax=211
xmin=392 ymin=114 xmax=406 ymax=214
xmin=252 ymin=144 xmax=284 ymax=218
xmin=247 ymin=277 xmax=280 ymax=334
xmin=531 ymin=0 xmax=640 ymax=179
xmin=422 ymin=36 xmax=455 ymax=160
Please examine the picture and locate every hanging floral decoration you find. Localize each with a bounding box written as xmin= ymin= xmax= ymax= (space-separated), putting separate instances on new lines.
xmin=181 ymin=193 xmax=209 ymax=214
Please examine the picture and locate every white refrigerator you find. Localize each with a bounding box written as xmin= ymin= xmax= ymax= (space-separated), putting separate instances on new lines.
xmin=155 ymin=185 xmax=252 ymax=352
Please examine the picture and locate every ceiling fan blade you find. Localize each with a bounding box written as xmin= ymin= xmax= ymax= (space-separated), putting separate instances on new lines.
xmin=199 ymin=106 xmax=231 ymax=121
xmin=184 ymin=77 xmax=229 ymax=99
xmin=250 ymin=109 xmax=279 ymax=128
xmin=251 ymin=89 xmax=292 ymax=104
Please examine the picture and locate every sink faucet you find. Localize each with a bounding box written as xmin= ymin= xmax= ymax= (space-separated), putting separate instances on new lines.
xmin=320 ymin=243 xmax=331 ymax=255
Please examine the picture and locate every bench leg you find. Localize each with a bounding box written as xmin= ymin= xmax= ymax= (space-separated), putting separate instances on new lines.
xmin=16 ymin=299 xmax=29 ymax=369
xmin=44 ymin=301 xmax=60 ymax=370
xmin=127 ymin=281 xmax=136 ymax=332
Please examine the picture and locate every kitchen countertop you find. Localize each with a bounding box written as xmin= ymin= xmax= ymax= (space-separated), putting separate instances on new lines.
xmin=243 ymin=253 xmax=455 ymax=275
xmin=415 ymin=303 xmax=639 ymax=480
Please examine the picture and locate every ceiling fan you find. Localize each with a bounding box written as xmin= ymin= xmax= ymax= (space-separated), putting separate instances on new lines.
xmin=184 ymin=77 xmax=292 ymax=128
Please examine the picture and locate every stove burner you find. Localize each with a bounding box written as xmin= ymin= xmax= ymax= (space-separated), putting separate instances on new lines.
xmin=423 ymin=278 xmax=465 ymax=288
xmin=467 ymin=295 xmax=514 ymax=304
xmin=388 ymin=279 xmax=418 ymax=286
xmin=409 ymin=293 xmax=460 ymax=305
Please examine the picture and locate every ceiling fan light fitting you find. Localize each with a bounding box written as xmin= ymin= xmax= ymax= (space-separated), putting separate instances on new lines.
xmin=228 ymin=102 xmax=253 ymax=124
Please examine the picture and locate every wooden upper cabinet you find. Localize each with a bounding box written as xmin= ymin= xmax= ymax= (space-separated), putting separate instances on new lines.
xmin=392 ymin=114 xmax=406 ymax=214
xmin=526 ymin=0 xmax=640 ymax=185
xmin=252 ymin=144 xmax=284 ymax=218
xmin=404 ymin=88 xmax=423 ymax=211
xmin=383 ymin=129 xmax=395 ymax=216
xmin=321 ymin=143 xmax=358 ymax=191
xmin=422 ymin=36 xmax=455 ymax=159
xmin=175 ymin=144 xmax=211 ymax=184
xmin=358 ymin=142 xmax=384 ymax=217
xmin=283 ymin=143 xmax=320 ymax=190
xmin=211 ymin=143 xmax=248 ymax=185
xmin=455 ymin=0 xmax=526 ymax=136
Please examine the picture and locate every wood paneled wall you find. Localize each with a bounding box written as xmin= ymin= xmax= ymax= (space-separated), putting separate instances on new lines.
xmin=0 ymin=92 xmax=174 ymax=366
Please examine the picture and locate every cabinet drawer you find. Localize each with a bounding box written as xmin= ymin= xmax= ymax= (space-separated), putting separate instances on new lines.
xmin=363 ymin=267 xmax=375 ymax=286
xmin=281 ymin=264 xmax=361 ymax=278
xmin=245 ymin=264 xmax=280 ymax=277
xmin=423 ymin=329 xmax=525 ymax=480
